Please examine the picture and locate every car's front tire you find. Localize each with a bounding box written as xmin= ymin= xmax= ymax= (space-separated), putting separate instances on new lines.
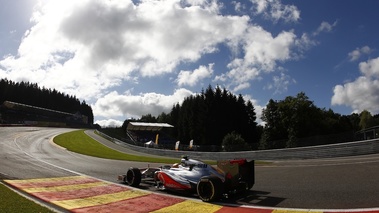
xmin=197 ymin=176 xmax=223 ymax=202
xmin=125 ymin=167 xmax=141 ymax=187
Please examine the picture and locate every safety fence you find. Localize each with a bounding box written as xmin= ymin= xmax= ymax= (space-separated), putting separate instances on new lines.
xmin=95 ymin=130 xmax=379 ymax=160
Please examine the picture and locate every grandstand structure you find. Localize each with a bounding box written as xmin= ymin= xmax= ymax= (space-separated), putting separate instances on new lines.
xmin=0 ymin=100 xmax=88 ymax=127
xmin=356 ymin=125 xmax=379 ymax=140
xmin=126 ymin=122 xmax=174 ymax=146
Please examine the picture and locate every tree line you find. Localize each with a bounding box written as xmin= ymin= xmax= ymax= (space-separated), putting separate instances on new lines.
xmin=124 ymin=85 xmax=260 ymax=150
xmin=259 ymin=92 xmax=379 ymax=149
xmin=0 ymin=79 xmax=94 ymax=124
xmin=125 ymin=87 xmax=379 ymax=150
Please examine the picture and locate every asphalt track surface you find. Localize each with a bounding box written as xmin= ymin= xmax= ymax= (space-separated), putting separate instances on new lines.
xmin=1 ymin=127 xmax=379 ymax=212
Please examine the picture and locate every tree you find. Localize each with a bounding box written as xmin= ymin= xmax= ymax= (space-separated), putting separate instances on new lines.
xmin=280 ymin=92 xmax=319 ymax=147
xmin=259 ymin=92 xmax=352 ymax=149
xmin=140 ymin=114 xmax=157 ymax=122
xmin=372 ymin=113 xmax=379 ymax=127
xmin=260 ymin=99 xmax=287 ymax=149
xmin=222 ymin=132 xmax=249 ymax=151
xmin=245 ymin=100 xmax=259 ymax=145
xmin=359 ymin=110 xmax=373 ymax=130
xmin=153 ymin=85 xmax=260 ymax=147
xmin=0 ymin=78 xmax=93 ymax=125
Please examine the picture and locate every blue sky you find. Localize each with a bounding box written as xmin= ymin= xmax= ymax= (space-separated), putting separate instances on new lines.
xmin=1 ymin=0 xmax=379 ymax=127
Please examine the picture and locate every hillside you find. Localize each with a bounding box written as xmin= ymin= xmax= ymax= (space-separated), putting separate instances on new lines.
xmin=0 ymin=79 xmax=93 ymax=126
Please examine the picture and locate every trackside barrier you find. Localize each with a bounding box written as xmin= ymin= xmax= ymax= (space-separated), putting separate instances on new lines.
xmin=95 ymin=131 xmax=379 ymax=160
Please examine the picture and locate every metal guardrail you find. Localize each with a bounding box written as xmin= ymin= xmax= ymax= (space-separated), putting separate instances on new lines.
xmin=95 ymin=130 xmax=379 ymax=160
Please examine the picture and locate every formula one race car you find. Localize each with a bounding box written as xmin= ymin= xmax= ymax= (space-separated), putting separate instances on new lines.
xmin=118 ymin=156 xmax=254 ymax=202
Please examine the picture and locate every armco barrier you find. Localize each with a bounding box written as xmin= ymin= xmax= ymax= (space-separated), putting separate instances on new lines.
xmin=95 ymin=131 xmax=379 ymax=160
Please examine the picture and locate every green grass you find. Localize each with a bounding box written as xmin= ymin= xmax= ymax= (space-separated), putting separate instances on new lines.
xmin=54 ymin=129 xmax=268 ymax=165
xmin=99 ymin=127 xmax=127 ymax=140
xmin=0 ymin=183 xmax=54 ymax=213
xmin=54 ymin=129 xmax=181 ymax=164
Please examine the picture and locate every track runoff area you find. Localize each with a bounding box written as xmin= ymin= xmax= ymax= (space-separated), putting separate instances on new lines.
xmin=4 ymin=175 xmax=379 ymax=213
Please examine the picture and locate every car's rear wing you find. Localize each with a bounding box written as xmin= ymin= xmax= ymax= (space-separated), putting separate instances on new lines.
xmin=217 ymin=159 xmax=255 ymax=187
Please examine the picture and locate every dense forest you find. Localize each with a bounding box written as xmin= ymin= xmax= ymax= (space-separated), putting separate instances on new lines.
xmin=260 ymin=92 xmax=379 ymax=149
xmin=123 ymin=86 xmax=379 ymax=150
xmin=170 ymin=85 xmax=260 ymax=147
xmin=122 ymin=85 xmax=261 ymax=150
xmin=0 ymin=79 xmax=93 ymax=124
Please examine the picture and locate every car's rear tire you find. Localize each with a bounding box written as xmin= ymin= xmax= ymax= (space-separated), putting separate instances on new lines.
xmin=125 ymin=167 xmax=141 ymax=187
xmin=197 ymin=176 xmax=223 ymax=202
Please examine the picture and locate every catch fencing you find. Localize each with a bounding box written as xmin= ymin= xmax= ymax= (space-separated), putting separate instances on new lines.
xmin=95 ymin=130 xmax=379 ymax=160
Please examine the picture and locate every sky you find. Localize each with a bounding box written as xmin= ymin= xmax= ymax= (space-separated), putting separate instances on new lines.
xmin=1 ymin=0 xmax=379 ymax=127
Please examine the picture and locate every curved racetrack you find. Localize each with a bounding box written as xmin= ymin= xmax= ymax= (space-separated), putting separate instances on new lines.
xmin=1 ymin=127 xmax=379 ymax=210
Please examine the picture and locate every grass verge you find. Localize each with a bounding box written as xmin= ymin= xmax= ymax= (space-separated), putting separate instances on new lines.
xmin=0 ymin=183 xmax=54 ymax=213
xmin=53 ymin=129 xmax=269 ymax=166
xmin=54 ymin=129 xmax=181 ymax=164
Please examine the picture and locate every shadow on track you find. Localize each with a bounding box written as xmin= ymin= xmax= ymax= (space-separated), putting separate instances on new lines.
xmin=227 ymin=190 xmax=286 ymax=207
xmin=128 ymin=181 xmax=285 ymax=207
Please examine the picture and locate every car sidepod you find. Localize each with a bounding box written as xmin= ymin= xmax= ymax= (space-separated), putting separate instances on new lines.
xmin=156 ymin=170 xmax=193 ymax=190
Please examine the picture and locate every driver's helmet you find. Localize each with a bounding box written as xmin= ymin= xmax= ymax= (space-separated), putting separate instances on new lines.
xmin=172 ymin=163 xmax=180 ymax=168
xmin=180 ymin=156 xmax=197 ymax=167
xmin=181 ymin=157 xmax=189 ymax=166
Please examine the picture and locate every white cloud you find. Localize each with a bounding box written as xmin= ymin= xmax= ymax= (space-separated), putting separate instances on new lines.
xmin=92 ymin=88 xmax=194 ymax=119
xmin=176 ymin=63 xmax=214 ymax=87
xmin=348 ymin=46 xmax=372 ymax=62
xmin=359 ymin=57 xmax=379 ymax=77
xmin=250 ymin=0 xmax=300 ymax=23
xmin=0 ymin=0 xmax=319 ymax=123
xmin=95 ymin=119 xmax=124 ymax=127
xmin=232 ymin=1 xmax=245 ymax=13
xmin=313 ymin=20 xmax=338 ymax=36
xmin=0 ymin=0 xmax=249 ymax=101
xmin=295 ymin=33 xmax=318 ymax=54
xmin=265 ymin=72 xmax=296 ymax=94
xmin=216 ymin=26 xmax=299 ymax=92
xmin=243 ymin=29 xmax=296 ymax=70
xmin=332 ymin=57 xmax=379 ymax=114
xmin=232 ymin=82 xmax=251 ymax=92
xmin=251 ymin=0 xmax=268 ymax=14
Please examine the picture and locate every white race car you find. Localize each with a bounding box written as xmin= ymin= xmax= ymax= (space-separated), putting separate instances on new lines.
xmin=118 ymin=156 xmax=255 ymax=202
